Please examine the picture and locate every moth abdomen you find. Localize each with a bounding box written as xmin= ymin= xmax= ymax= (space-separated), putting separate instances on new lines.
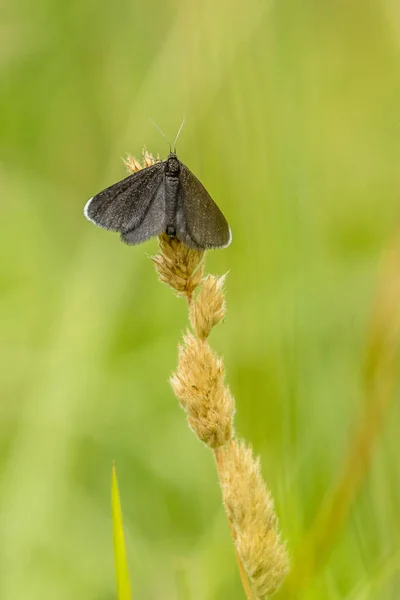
xmin=165 ymin=163 xmax=180 ymax=236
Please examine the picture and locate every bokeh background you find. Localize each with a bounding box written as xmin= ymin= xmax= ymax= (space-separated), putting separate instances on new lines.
xmin=1 ymin=0 xmax=400 ymax=598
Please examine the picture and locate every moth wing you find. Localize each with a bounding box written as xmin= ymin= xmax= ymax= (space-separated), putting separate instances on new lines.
xmin=176 ymin=163 xmax=231 ymax=250
xmin=120 ymin=183 xmax=167 ymax=245
xmin=84 ymin=162 xmax=164 ymax=234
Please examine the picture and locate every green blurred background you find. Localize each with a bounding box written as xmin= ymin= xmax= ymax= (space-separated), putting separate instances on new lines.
xmin=1 ymin=0 xmax=400 ymax=598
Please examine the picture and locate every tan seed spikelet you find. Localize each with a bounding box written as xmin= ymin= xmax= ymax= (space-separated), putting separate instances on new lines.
xmin=190 ymin=274 xmax=227 ymax=340
xmin=170 ymin=332 xmax=235 ymax=448
xmin=142 ymin=149 xmax=154 ymax=167
xmin=217 ymin=440 xmax=289 ymax=597
xmin=124 ymin=150 xmax=161 ymax=174
xmin=153 ymin=235 xmax=204 ymax=298
xmin=123 ymin=154 xmax=143 ymax=173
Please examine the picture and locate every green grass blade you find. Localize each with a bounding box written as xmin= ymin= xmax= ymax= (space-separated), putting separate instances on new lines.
xmin=111 ymin=463 xmax=132 ymax=600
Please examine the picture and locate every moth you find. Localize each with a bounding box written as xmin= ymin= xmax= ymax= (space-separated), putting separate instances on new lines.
xmin=84 ymin=152 xmax=231 ymax=251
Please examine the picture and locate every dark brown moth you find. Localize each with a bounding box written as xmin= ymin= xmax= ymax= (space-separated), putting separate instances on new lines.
xmin=84 ymin=153 xmax=231 ymax=251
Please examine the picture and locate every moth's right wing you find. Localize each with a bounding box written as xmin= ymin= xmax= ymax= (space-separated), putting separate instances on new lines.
xmin=84 ymin=162 xmax=165 ymax=237
xmin=175 ymin=163 xmax=231 ymax=250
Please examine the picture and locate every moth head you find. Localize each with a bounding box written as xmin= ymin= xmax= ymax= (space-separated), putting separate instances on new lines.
xmin=166 ymin=154 xmax=180 ymax=175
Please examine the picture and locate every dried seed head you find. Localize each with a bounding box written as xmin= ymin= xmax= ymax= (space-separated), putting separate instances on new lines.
xmin=190 ymin=274 xmax=227 ymax=340
xmin=170 ymin=332 xmax=235 ymax=448
xmin=153 ymin=235 xmax=204 ymax=298
xmin=135 ymin=143 xmax=291 ymax=595
xmin=123 ymin=154 xmax=143 ymax=173
xmin=217 ymin=440 xmax=289 ymax=597
xmin=124 ymin=150 xmax=161 ymax=174
xmin=143 ymin=148 xmax=156 ymax=168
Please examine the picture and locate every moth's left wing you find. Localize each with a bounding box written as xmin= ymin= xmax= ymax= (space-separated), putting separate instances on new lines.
xmin=120 ymin=182 xmax=167 ymax=245
xmin=84 ymin=162 xmax=165 ymax=236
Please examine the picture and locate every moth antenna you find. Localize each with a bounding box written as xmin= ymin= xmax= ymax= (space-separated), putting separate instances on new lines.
xmin=148 ymin=118 xmax=172 ymax=153
xmin=173 ymin=116 xmax=186 ymax=153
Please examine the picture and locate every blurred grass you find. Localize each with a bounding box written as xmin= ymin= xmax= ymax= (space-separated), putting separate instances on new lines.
xmin=112 ymin=464 xmax=131 ymax=600
xmin=1 ymin=0 xmax=400 ymax=598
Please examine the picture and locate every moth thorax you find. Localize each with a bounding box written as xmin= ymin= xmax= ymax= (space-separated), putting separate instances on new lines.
xmin=166 ymin=156 xmax=180 ymax=176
